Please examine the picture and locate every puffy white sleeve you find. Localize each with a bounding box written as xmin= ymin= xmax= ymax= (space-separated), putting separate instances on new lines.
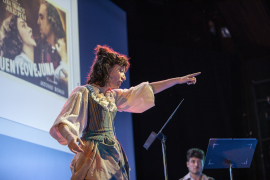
xmin=114 ymin=82 xmax=155 ymax=113
xmin=49 ymin=86 xmax=89 ymax=145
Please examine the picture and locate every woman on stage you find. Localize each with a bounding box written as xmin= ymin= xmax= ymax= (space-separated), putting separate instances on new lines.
xmin=49 ymin=45 xmax=200 ymax=180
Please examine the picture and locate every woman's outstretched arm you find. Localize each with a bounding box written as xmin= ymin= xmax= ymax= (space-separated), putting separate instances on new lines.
xmin=149 ymin=72 xmax=201 ymax=94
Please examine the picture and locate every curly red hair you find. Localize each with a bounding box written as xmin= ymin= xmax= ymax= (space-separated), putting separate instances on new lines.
xmin=86 ymin=45 xmax=130 ymax=87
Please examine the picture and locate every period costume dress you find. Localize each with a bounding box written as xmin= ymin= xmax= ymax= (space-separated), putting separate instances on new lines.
xmin=50 ymin=82 xmax=154 ymax=179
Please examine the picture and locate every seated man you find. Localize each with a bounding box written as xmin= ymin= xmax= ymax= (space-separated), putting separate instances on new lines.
xmin=180 ymin=148 xmax=214 ymax=180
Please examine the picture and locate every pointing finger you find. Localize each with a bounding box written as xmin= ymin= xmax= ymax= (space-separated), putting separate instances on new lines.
xmin=188 ymin=72 xmax=201 ymax=77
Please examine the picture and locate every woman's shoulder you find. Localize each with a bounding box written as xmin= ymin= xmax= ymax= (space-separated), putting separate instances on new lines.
xmin=70 ymin=86 xmax=89 ymax=96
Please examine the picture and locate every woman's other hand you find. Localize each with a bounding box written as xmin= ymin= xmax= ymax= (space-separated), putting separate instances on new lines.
xmin=66 ymin=133 xmax=85 ymax=154
xmin=58 ymin=123 xmax=85 ymax=154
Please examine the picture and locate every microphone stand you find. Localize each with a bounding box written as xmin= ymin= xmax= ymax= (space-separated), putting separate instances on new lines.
xmin=143 ymin=99 xmax=184 ymax=180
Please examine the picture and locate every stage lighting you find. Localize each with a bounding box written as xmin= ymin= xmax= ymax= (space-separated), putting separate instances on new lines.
xmin=221 ymin=27 xmax=231 ymax=38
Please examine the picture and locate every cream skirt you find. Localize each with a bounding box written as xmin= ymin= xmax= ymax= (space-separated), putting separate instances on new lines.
xmin=70 ymin=139 xmax=130 ymax=180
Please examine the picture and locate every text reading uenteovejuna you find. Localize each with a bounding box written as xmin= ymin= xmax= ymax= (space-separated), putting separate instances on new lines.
xmin=0 ymin=56 xmax=55 ymax=77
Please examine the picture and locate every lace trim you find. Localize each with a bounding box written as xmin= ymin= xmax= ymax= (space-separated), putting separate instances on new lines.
xmin=85 ymin=85 xmax=117 ymax=112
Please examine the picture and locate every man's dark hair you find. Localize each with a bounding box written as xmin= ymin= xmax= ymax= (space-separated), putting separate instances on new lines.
xmin=86 ymin=45 xmax=130 ymax=87
xmin=42 ymin=1 xmax=65 ymax=42
xmin=186 ymin=148 xmax=205 ymax=162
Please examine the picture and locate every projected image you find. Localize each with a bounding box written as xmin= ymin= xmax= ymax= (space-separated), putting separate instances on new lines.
xmin=0 ymin=0 xmax=69 ymax=98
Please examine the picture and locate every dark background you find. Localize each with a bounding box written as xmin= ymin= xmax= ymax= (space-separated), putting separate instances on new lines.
xmin=110 ymin=0 xmax=270 ymax=179
xmin=79 ymin=0 xmax=270 ymax=179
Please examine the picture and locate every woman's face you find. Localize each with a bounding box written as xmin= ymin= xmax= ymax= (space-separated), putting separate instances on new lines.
xmin=17 ymin=18 xmax=36 ymax=47
xmin=108 ymin=64 xmax=126 ymax=89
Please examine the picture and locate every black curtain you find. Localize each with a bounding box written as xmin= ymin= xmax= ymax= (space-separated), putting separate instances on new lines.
xmin=129 ymin=40 xmax=247 ymax=180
